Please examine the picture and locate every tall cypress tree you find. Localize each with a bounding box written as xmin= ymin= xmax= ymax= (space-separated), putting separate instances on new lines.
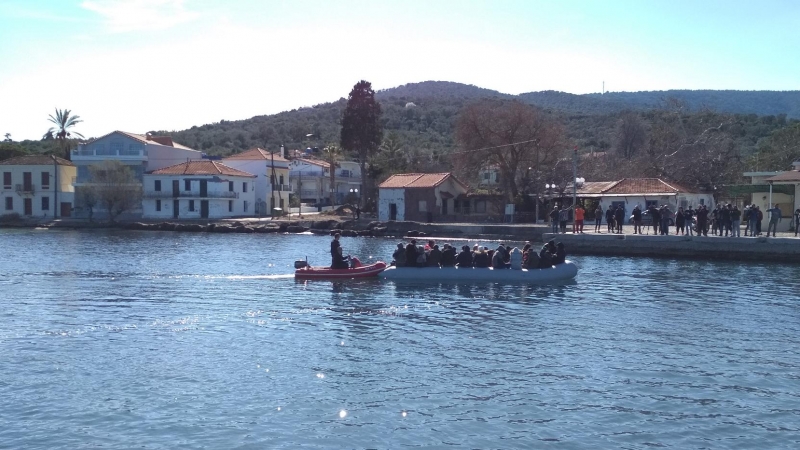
xmin=340 ymin=80 xmax=383 ymax=209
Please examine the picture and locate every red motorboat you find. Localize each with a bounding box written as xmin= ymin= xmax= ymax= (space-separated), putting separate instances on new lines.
xmin=294 ymin=257 xmax=387 ymax=279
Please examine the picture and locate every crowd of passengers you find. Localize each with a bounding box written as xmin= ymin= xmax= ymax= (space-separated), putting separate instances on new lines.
xmin=391 ymin=239 xmax=567 ymax=269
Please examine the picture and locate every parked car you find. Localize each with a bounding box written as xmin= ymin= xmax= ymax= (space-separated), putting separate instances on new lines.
xmin=629 ymin=210 xmax=675 ymax=226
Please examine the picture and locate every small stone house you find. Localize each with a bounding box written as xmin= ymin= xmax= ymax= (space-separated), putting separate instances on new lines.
xmin=378 ymin=173 xmax=469 ymax=222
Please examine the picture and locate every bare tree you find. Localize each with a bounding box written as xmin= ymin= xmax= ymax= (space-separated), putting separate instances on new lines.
xmin=454 ymin=100 xmax=566 ymax=202
xmin=89 ymin=161 xmax=142 ymax=222
xmin=615 ymin=111 xmax=646 ymax=159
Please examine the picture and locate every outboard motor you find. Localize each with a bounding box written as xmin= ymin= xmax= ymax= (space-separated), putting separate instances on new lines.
xmin=294 ymin=259 xmax=308 ymax=269
xmin=350 ymin=257 xmax=362 ymax=268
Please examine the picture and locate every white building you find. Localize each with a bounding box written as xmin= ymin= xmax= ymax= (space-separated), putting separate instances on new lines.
xmin=744 ymin=161 xmax=800 ymax=232
xmin=289 ymin=158 xmax=362 ymax=205
xmin=71 ymin=131 xmax=202 ymax=218
xmin=142 ymin=160 xmax=256 ymax=219
xmin=222 ymin=147 xmax=290 ymax=216
xmin=1 ymin=155 xmax=77 ymax=218
xmin=571 ymin=178 xmax=715 ymax=221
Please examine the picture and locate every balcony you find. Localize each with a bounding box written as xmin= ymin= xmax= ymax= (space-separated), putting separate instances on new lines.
xmin=270 ymin=184 xmax=292 ymax=192
xmin=144 ymin=190 xmax=239 ymax=199
xmin=71 ymin=147 xmax=147 ymax=160
xmin=15 ymin=183 xmax=35 ymax=195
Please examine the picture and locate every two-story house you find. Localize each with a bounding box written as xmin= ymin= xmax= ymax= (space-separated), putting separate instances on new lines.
xmin=142 ymin=160 xmax=256 ymax=219
xmin=71 ymin=131 xmax=202 ymax=218
xmin=222 ymin=147 xmax=290 ymax=216
xmin=1 ymin=155 xmax=77 ymax=218
xmin=289 ymin=158 xmax=362 ymax=205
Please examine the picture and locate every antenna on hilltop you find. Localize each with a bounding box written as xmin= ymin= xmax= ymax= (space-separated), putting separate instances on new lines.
xmin=602 ymin=81 xmax=605 ymax=95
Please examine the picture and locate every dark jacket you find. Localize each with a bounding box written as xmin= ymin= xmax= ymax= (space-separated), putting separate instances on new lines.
xmin=405 ymin=243 xmax=418 ymax=267
xmin=392 ymin=248 xmax=406 ymax=266
xmin=473 ymin=251 xmax=490 ymax=268
xmin=428 ymin=247 xmax=442 ymax=266
xmin=455 ymin=250 xmax=473 ymax=267
xmin=539 ymin=249 xmax=553 ymax=268
xmin=440 ymin=247 xmax=456 ymax=267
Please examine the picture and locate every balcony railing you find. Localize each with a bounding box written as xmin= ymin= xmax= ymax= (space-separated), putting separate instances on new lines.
xmin=72 ymin=148 xmax=146 ymax=157
xmin=15 ymin=183 xmax=35 ymax=195
xmin=143 ymin=190 xmax=239 ymax=199
xmin=299 ymin=189 xmax=319 ymax=197
xmin=270 ymin=184 xmax=292 ymax=192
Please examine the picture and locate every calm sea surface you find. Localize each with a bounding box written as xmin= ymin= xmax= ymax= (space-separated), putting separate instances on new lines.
xmin=1 ymin=228 xmax=799 ymax=449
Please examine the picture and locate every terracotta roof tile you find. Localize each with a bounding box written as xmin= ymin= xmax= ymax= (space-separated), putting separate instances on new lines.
xmin=0 ymin=155 xmax=75 ymax=166
xmin=225 ymin=147 xmax=289 ymax=162
xmin=575 ymin=181 xmax=619 ymax=195
xmin=765 ymin=171 xmax=800 ymax=182
xmin=149 ymin=160 xmax=256 ymax=177
xmin=602 ymin=178 xmax=692 ymax=195
xmin=379 ymin=172 xmax=467 ymax=190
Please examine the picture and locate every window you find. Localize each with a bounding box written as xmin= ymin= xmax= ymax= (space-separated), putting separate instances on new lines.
xmin=242 ymin=182 xmax=248 ymax=193
xmin=228 ymin=200 xmax=233 ymax=212
xmin=699 ymin=198 xmax=705 ymax=205
xmin=156 ymin=200 xmax=162 ymax=211
xmin=41 ymin=172 xmax=50 ymax=189
xmin=5 ymin=197 xmax=12 ymax=210
xmin=454 ymin=200 xmax=460 ymax=214
xmin=41 ymin=196 xmax=49 ymax=211
xmin=279 ymin=175 xmax=284 ymax=185
xmin=229 ymin=181 xmax=234 ymax=191
xmin=495 ymin=174 xmax=500 ymax=183
xmin=243 ymin=200 xmax=248 ymax=212
xmin=110 ymin=141 xmax=124 ymax=155
xmin=154 ymin=180 xmax=161 ymax=191
xmin=419 ymin=200 xmax=427 ymax=212
xmin=483 ymin=172 xmax=490 ymax=180
xmin=189 ymin=200 xmax=195 ymax=211
xmin=475 ymin=200 xmax=486 ymax=213
xmin=279 ymin=198 xmax=284 ymax=208
xmin=184 ymin=179 xmax=191 ymax=191
xmin=77 ymin=166 xmax=90 ymax=183
xmin=3 ymin=172 xmax=10 ymax=189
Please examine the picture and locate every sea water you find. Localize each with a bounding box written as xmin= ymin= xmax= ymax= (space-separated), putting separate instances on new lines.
xmin=1 ymin=229 xmax=799 ymax=449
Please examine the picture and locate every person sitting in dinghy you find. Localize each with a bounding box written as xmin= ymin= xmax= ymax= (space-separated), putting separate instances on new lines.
xmin=455 ymin=245 xmax=473 ymax=268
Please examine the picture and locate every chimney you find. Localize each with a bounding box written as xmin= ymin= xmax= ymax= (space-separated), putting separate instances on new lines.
xmin=280 ymin=144 xmax=285 ymax=159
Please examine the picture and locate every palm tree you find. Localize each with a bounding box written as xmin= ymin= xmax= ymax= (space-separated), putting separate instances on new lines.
xmin=44 ymin=108 xmax=84 ymax=160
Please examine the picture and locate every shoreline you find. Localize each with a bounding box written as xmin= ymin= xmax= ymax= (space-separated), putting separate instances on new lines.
xmin=4 ymin=218 xmax=800 ymax=263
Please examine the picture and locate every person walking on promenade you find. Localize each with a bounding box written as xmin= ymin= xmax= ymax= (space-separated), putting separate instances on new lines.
xmin=685 ymin=206 xmax=694 ymax=236
xmin=559 ymin=206 xmax=570 ymax=234
xmin=549 ymin=206 xmax=559 ymax=234
xmin=632 ymin=204 xmax=643 ymax=234
xmin=766 ymin=204 xmax=782 ymax=237
xmin=675 ymin=207 xmax=685 ymax=235
xmin=648 ymin=204 xmax=660 ymax=235
xmin=594 ymin=204 xmax=603 ymax=233
xmin=696 ymin=205 xmax=709 ymax=236
xmin=660 ymin=205 xmax=672 ymax=235
xmin=711 ymin=204 xmax=721 ymax=236
xmin=748 ymin=205 xmax=759 ymax=237
xmin=743 ymin=206 xmax=751 ymax=236
xmin=721 ymin=204 xmax=732 ymax=236
xmin=606 ymin=205 xmax=615 ymax=233
xmin=795 ymin=208 xmax=800 ymax=237
xmin=756 ymin=206 xmax=763 ymax=236
xmin=574 ymin=204 xmax=585 ymax=233
xmin=730 ymin=205 xmax=741 ymax=237
xmin=614 ymin=205 xmax=624 ymax=234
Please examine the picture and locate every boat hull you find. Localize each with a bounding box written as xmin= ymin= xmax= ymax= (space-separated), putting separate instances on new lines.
xmin=379 ymin=261 xmax=578 ymax=283
xmin=295 ymin=261 xmax=387 ymax=279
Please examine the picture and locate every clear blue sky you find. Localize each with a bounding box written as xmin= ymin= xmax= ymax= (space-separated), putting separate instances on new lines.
xmin=1 ymin=0 xmax=798 ymax=141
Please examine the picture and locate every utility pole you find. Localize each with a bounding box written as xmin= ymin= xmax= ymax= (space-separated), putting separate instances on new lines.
xmin=572 ymin=147 xmax=578 ymax=233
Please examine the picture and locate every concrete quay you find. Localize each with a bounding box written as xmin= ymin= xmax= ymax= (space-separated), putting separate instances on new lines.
xmin=542 ymin=231 xmax=800 ymax=263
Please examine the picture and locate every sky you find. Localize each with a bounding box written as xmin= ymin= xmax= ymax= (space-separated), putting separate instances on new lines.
xmin=1 ymin=0 xmax=798 ymax=141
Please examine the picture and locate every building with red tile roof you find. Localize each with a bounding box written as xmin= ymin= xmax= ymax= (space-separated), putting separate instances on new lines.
xmin=223 ymin=148 xmax=291 ymax=216
xmin=1 ymin=154 xmax=77 ymax=218
xmin=142 ymin=161 xmax=257 ymax=220
xmin=378 ymin=172 xmax=469 ymax=222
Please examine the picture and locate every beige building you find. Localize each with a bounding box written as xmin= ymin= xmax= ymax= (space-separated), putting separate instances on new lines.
xmin=1 ymin=155 xmax=76 ymax=218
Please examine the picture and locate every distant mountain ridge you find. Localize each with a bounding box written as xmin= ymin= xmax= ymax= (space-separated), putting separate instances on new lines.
xmin=383 ymin=81 xmax=800 ymax=118
xmin=155 ymin=81 xmax=799 ymax=157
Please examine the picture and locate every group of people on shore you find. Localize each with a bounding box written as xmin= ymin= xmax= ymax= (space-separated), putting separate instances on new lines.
xmin=390 ymin=239 xmax=567 ymax=270
xmin=549 ymin=202 xmax=800 ymax=238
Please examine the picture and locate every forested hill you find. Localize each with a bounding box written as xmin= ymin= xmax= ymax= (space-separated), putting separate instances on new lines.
xmin=155 ymin=81 xmax=800 ymax=156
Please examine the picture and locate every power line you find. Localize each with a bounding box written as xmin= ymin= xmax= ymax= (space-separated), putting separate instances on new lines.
xmin=447 ymin=139 xmax=543 ymax=156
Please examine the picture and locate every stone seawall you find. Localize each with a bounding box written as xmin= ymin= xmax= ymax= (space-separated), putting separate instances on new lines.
xmin=542 ymin=233 xmax=800 ymax=263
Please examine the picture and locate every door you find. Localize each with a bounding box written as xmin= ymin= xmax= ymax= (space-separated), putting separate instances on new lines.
xmin=60 ymin=202 xmax=71 ymax=217
xmin=200 ymin=200 xmax=209 ymax=218
xmin=173 ymin=200 xmax=179 ymax=218
xmin=23 ymin=172 xmax=32 ymax=191
xmin=200 ymin=180 xmax=208 ymax=198
xmin=172 ymin=180 xmax=180 ymax=197
xmin=441 ymin=199 xmax=448 ymax=216
xmin=389 ymin=203 xmax=397 ymax=221
xmin=23 ymin=198 xmax=32 ymax=215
